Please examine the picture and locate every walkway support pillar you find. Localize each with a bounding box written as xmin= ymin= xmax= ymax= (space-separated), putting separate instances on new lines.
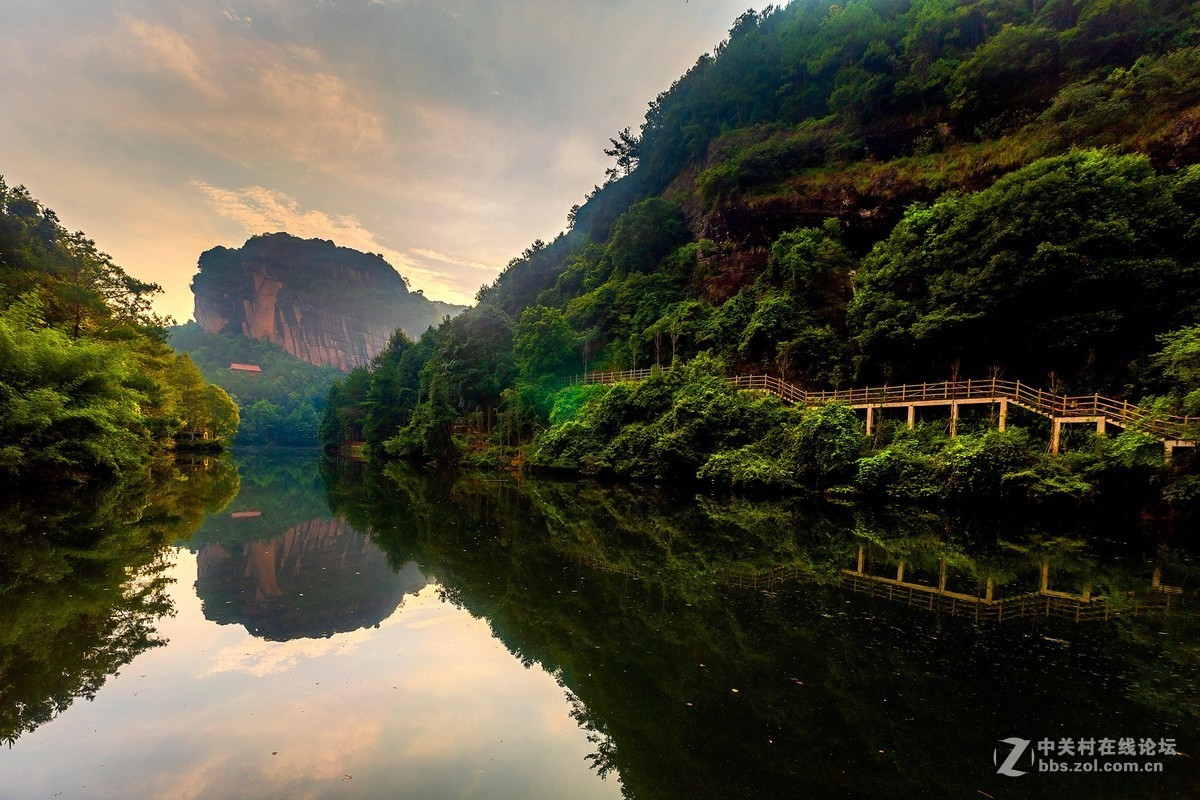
xmin=865 ymin=406 xmax=875 ymax=436
xmin=1096 ymin=418 xmax=1107 ymax=435
xmin=1051 ymin=419 xmax=1062 ymax=455
xmin=998 ymin=399 xmax=1008 ymax=433
xmin=950 ymin=401 xmax=959 ymax=437
xmin=907 ymin=404 xmax=916 ymax=429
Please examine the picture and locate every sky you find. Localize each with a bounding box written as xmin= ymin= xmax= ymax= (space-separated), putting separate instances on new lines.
xmin=0 ymin=0 xmax=770 ymax=321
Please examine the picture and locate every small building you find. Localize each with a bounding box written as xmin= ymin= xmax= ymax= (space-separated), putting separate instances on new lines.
xmin=229 ymin=362 xmax=262 ymax=373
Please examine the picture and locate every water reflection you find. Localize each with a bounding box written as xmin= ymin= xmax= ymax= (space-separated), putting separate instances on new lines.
xmin=2 ymin=451 xmax=1197 ymax=799
xmin=185 ymin=451 xmax=428 ymax=640
xmin=0 ymin=456 xmax=238 ymax=745
xmin=194 ymin=519 xmax=426 ymax=640
xmin=324 ymin=460 xmax=1200 ymax=799
xmin=836 ymin=543 xmax=1186 ymax=623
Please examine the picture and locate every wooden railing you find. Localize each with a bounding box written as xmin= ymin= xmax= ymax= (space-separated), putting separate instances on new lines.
xmin=570 ymin=367 xmax=660 ymax=386
xmin=573 ymin=369 xmax=1197 ymax=443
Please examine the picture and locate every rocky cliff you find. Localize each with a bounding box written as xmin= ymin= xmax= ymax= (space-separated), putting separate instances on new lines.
xmin=192 ymin=233 xmax=465 ymax=371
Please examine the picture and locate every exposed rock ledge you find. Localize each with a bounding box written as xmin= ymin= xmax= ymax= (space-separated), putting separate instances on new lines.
xmin=192 ymin=232 xmax=466 ymax=371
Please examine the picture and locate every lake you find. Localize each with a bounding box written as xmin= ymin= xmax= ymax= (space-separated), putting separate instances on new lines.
xmin=1 ymin=450 xmax=1197 ymax=799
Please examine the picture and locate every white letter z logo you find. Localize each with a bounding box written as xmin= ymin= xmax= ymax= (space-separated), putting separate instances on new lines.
xmin=995 ymin=738 xmax=1032 ymax=777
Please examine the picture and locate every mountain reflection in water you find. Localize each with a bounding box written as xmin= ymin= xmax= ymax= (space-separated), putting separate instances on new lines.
xmin=194 ymin=518 xmax=426 ymax=640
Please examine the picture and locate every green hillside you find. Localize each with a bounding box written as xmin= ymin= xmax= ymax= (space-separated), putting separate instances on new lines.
xmin=0 ymin=179 xmax=238 ymax=483
xmin=169 ymin=323 xmax=342 ymax=446
xmin=324 ymin=0 xmax=1200 ymax=505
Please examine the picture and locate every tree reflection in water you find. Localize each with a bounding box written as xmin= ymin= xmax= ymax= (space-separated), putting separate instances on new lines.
xmin=324 ymin=458 xmax=1199 ymax=800
xmin=0 ymin=456 xmax=238 ymax=746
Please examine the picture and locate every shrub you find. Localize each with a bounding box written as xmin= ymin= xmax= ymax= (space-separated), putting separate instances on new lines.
xmin=786 ymin=403 xmax=864 ymax=490
xmin=854 ymin=443 xmax=939 ymax=501
xmin=698 ymin=445 xmax=796 ymax=490
xmin=549 ymin=384 xmax=608 ymax=425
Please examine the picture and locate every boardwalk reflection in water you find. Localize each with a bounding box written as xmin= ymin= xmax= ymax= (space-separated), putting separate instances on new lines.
xmin=730 ymin=544 xmax=1188 ymax=623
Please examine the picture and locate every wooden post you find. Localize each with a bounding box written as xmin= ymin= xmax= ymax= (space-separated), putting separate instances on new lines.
xmin=865 ymin=406 xmax=875 ymax=435
xmin=896 ymin=562 xmax=905 ymax=582
xmin=907 ymin=404 xmax=916 ymax=429
xmin=1096 ymin=418 xmax=1106 ymax=435
xmin=1164 ymin=441 xmax=1175 ymax=464
xmin=950 ymin=401 xmax=959 ymax=437
xmin=1040 ymin=560 xmax=1050 ymax=593
xmin=856 ymin=546 xmax=865 ymax=576
xmin=938 ymin=558 xmax=947 ymax=592
xmin=998 ymin=399 xmax=1008 ymax=432
xmin=984 ymin=578 xmax=994 ymax=603
xmin=1050 ymin=419 xmax=1062 ymax=454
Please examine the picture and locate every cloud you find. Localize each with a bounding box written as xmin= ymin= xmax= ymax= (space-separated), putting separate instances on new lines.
xmin=202 ymin=627 xmax=377 ymax=678
xmin=124 ymin=16 xmax=225 ymax=100
xmin=0 ymin=0 xmax=768 ymax=320
xmin=408 ymin=248 xmax=495 ymax=273
xmin=192 ymin=180 xmax=483 ymax=304
xmin=248 ymin=61 xmax=385 ymax=159
xmin=100 ymin=11 xmax=388 ymax=176
xmin=221 ymin=8 xmax=253 ymax=27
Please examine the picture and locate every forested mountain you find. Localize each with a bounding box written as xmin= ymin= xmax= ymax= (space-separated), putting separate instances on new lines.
xmin=325 ymin=0 xmax=1200 ymax=503
xmin=0 ymin=178 xmax=238 ymax=483
xmin=474 ymin=0 xmax=1200 ymax=390
xmin=169 ymin=323 xmax=341 ymax=446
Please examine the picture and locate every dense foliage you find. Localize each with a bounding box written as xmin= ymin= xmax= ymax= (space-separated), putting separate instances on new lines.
xmin=326 ymin=0 xmax=1200 ymax=505
xmin=532 ymin=356 xmax=861 ymax=489
xmin=0 ymin=179 xmax=238 ymax=482
xmin=169 ymin=322 xmax=340 ymax=446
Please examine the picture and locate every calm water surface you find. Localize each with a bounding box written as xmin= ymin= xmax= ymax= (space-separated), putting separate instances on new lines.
xmin=1 ymin=450 xmax=1198 ymax=799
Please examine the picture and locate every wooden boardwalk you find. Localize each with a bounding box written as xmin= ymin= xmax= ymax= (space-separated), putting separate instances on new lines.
xmin=575 ymin=369 xmax=1198 ymax=458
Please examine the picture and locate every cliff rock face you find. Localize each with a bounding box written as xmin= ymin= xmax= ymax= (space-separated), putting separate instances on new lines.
xmin=192 ymin=233 xmax=465 ymax=371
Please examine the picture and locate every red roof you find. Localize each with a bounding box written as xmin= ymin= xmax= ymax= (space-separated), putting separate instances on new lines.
xmin=229 ymin=363 xmax=262 ymax=372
